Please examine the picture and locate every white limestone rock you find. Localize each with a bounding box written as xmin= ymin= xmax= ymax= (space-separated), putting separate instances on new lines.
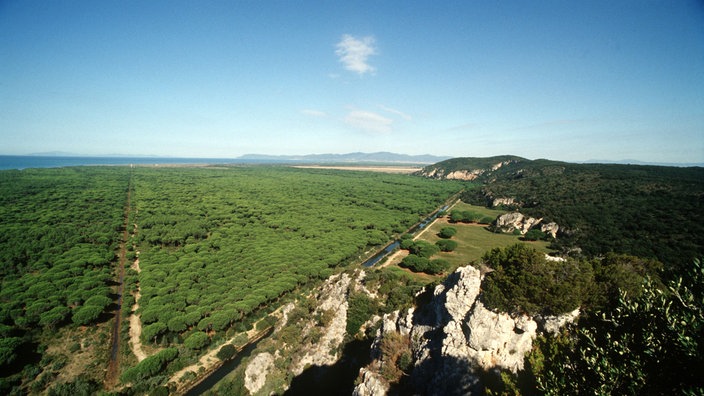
xmin=244 ymin=352 xmax=275 ymax=395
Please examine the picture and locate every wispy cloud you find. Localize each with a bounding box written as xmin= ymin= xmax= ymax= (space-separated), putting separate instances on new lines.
xmin=335 ymin=34 xmax=377 ymax=75
xmin=301 ymin=109 xmax=327 ymax=117
xmin=344 ymin=110 xmax=392 ymax=134
xmin=379 ymin=105 xmax=412 ymax=121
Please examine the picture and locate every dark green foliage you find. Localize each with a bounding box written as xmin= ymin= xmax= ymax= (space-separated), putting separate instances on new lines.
xmin=0 ymin=337 xmax=22 ymax=366
xmin=120 ymin=347 xmax=178 ymax=383
xmin=365 ymin=267 xmax=425 ymax=313
xmin=480 ymin=244 xmax=594 ymax=315
xmin=587 ymin=253 xmax=663 ymax=311
xmin=455 ymin=159 xmax=704 ymax=271
xmin=0 ymin=167 xmax=127 ymax=385
xmin=400 ymin=255 xmax=449 ymax=275
xmin=535 ymin=259 xmax=704 ymax=395
xmin=47 ymin=376 xmax=100 ymax=396
xmin=132 ymin=166 xmax=461 ymax=343
xmin=449 ymin=210 xmax=488 ymax=224
xmin=183 ymin=332 xmax=209 ymax=350
xmin=522 ymin=229 xmax=546 ymax=241
xmin=435 ymin=239 xmax=458 ymax=252
xmin=216 ymin=344 xmax=237 ymax=361
xmin=142 ymin=322 xmax=167 ymax=343
xmin=71 ymin=305 xmax=105 ymax=326
xmin=404 ymin=240 xmax=440 ymax=258
xmin=346 ymin=292 xmax=378 ymax=336
xmin=438 ymin=226 xmax=457 ymax=238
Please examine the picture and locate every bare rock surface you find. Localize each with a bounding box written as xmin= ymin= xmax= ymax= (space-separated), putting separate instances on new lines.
xmin=244 ymin=352 xmax=275 ymax=395
xmin=356 ymin=265 xmax=578 ymax=395
xmin=292 ymin=272 xmax=352 ymax=375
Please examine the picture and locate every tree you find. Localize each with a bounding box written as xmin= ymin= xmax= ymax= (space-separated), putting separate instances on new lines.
xmin=184 ymin=331 xmax=210 ymax=350
xmin=217 ymin=344 xmax=237 ymax=361
xmin=537 ymin=259 xmax=704 ymax=395
xmin=523 ymin=229 xmax=546 ymax=241
xmin=438 ymin=227 xmax=457 ymax=239
xmin=142 ymin=322 xmax=167 ymax=344
xmin=435 ymin=239 xmax=458 ymax=252
xmin=71 ymin=305 xmax=104 ymax=326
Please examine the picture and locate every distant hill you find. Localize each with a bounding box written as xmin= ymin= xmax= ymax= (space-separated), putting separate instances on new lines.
xmin=238 ymin=152 xmax=451 ymax=164
xmin=419 ymin=155 xmax=704 ymax=270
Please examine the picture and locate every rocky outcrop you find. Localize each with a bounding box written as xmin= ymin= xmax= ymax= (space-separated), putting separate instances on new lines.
xmin=494 ymin=212 xmax=560 ymax=237
xmin=540 ymin=222 xmax=559 ymax=238
xmin=291 ymin=272 xmax=352 ymax=374
xmin=495 ymin=212 xmax=542 ymax=234
xmin=446 ymin=169 xmax=486 ymax=181
xmin=356 ymin=265 xmax=578 ymax=395
xmin=353 ymin=368 xmax=389 ymax=396
xmin=536 ymin=308 xmax=580 ymax=335
xmin=491 ymin=197 xmax=516 ymax=207
xmin=419 ymin=159 xmax=520 ymax=181
xmin=244 ymin=352 xmax=275 ymax=394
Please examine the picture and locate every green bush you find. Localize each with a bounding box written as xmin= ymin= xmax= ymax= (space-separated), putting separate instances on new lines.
xmin=346 ymin=293 xmax=377 ymax=336
xmin=536 ymin=259 xmax=704 ymax=395
xmin=216 ymin=344 xmax=237 ymax=361
xmin=183 ymin=332 xmax=210 ymax=350
xmin=480 ymin=244 xmax=594 ymax=315
xmin=120 ymin=348 xmax=178 ymax=383
xmin=435 ymin=239 xmax=458 ymax=252
xmin=438 ymin=227 xmax=457 ymax=239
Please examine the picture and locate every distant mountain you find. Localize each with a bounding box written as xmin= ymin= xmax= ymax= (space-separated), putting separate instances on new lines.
xmin=238 ymin=152 xmax=451 ymax=164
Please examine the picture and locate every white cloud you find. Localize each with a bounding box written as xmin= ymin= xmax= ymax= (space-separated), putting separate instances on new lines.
xmin=344 ymin=110 xmax=393 ymax=134
xmin=335 ymin=34 xmax=377 ymax=75
xmin=301 ymin=109 xmax=327 ymax=117
xmin=379 ymin=105 xmax=412 ymax=121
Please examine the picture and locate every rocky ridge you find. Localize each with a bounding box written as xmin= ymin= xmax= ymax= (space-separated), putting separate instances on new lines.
xmin=354 ymin=265 xmax=578 ymax=396
xmin=418 ymin=158 xmax=520 ymax=181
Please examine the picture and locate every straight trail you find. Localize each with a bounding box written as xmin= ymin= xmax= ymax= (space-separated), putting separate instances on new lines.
xmin=105 ymin=170 xmax=133 ymax=388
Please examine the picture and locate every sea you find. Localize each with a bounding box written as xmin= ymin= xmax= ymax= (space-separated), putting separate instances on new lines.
xmin=0 ymin=156 xmax=278 ymax=171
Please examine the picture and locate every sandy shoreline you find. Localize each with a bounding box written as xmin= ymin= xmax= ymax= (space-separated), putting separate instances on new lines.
xmin=291 ymin=165 xmax=422 ymax=174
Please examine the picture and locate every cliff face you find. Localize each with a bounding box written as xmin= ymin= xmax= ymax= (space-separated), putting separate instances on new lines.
xmin=418 ymin=157 xmax=523 ymax=181
xmin=355 ymin=265 xmax=578 ymax=396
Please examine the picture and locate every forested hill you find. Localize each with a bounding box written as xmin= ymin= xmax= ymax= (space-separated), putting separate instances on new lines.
xmin=419 ymin=156 xmax=704 ymax=272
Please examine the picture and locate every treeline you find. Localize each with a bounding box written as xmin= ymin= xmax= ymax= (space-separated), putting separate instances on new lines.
xmin=0 ymin=167 xmax=129 ymax=392
xmin=460 ymin=161 xmax=704 ymax=272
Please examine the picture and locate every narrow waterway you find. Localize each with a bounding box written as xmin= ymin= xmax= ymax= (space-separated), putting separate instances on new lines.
xmin=184 ymin=328 xmax=274 ymax=396
xmin=362 ymin=204 xmax=449 ymax=267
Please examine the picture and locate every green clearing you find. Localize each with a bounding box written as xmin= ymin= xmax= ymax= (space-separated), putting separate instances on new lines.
xmin=416 ymin=203 xmax=553 ymax=268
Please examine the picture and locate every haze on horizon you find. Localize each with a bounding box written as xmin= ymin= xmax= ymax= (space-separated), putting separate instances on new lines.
xmin=1 ymin=1 xmax=703 ymax=164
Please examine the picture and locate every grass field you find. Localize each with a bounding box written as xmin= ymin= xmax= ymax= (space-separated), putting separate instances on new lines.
xmin=417 ymin=203 xmax=553 ymax=269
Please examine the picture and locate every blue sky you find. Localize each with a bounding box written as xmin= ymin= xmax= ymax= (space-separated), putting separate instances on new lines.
xmin=1 ymin=1 xmax=703 ymax=163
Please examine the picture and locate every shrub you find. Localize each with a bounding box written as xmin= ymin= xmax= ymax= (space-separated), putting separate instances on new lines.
xmin=216 ymin=344 xmax=237 ymax=361
xmin=120 ymin=348 xmax=178 ymax=383
xmin=346 ymin=293 xmax=377 ymax=336
xmin=438 ymin=227 xmax=457 ymax=239
xmin=436 ymin=239 xmax=458 ymax=252
xmin=183 ymin=332 xmax=210 ymax=350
